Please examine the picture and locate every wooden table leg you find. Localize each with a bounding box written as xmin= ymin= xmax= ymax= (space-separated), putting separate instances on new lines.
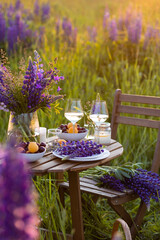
xmin=68 ymin=171 xmax=84 ymax=240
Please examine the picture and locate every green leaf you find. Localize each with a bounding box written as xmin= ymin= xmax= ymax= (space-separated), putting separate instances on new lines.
xmin=114 ymin=170 xmax=123 ymax=180
xmin=119 ymin=170 xmax=131 ymax=179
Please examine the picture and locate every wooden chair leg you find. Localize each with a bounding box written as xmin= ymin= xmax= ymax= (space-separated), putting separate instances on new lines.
xmin=68 ymin=171 xmax=84 ymax=240
xmin=130 ymin=201 xmax=147 ymax=239
xmin=59 ymin=186 xmax=65 ymax=208
xmin=108 ymin=200 xmax=133 ymax=227
xmin=56 ymin=173 xmax=65 ymax=207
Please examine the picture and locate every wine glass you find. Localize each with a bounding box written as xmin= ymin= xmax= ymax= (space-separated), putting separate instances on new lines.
xmin=64 ymin=99 xmax=84 ymax=132
xmin=90 ymin=99 xmax=109 ymax=143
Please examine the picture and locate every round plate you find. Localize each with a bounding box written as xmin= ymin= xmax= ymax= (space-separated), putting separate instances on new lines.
xmin=53 ymin=148 xmax=110 ymax=162
xmin=19 ymin=149 xmax=46 ymax=162
xmin=58 ymin=129 xmax=88 ymax=141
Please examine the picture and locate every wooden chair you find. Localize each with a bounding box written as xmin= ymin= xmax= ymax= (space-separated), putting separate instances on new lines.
xmin=59 ymin=89 xmax=160 ymax=239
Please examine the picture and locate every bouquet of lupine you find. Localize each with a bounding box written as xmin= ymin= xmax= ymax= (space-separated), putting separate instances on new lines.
xmin=82 ymin=163 xmax=160 ymax=209
xmin=0 ymin=50 xmax=64 ymax=115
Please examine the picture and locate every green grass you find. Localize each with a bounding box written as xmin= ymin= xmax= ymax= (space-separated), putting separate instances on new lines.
xmin=0 ymin=0 xmax=160 ymax=239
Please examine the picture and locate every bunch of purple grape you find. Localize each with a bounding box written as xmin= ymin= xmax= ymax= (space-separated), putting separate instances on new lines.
xmin=15 ymin=142 xmax=46 ymax=153
xmin=100 ymin=169 xmax=160 ymax=208
xmin=59 ymin=124 xmax=87 ymax=133
xmin=56 ymin=140 xmax=104 ymax=158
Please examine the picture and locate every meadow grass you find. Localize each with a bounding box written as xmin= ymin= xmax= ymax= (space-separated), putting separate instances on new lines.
xmin=0 ymin=0 xmax=160 ymax=239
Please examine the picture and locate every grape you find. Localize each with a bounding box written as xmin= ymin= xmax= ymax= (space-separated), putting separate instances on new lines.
xmin=78 ymin=130 xmax=83 ymax=133
xmin=62 ymin=127 xmax=67 ymax=132
xmin=39 ymin=146 xmax=45 ymax=152
xmin=40 ymin=142 xmax=46 ymax=147
xmin=18 ymin=142 xmax=27 ymax=148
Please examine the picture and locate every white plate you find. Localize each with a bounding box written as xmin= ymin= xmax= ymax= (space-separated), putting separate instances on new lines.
xmin=53 ymin=148 xmax=110 ymax=162
xmin=19 ymin=149 xmax=46 ymax=162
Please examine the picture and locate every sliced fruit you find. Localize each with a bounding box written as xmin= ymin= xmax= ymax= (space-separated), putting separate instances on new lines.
xmin=68 ymin=126 xmax=78 ymax=133
xmin=67 ymin=122 xmax=77 ymax=129
xmin=67 ymin=122 xmax=73 ymax=128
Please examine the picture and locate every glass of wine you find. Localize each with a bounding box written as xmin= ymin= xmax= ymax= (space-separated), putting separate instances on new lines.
xmin=64 ymin=99 xmax=84 ymax=131
xmin=90 ymin=98 xmax=109 ymax=143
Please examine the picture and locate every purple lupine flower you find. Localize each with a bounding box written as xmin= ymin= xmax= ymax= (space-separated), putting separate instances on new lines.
xmin=87 ymin=26 xmax=97 ymax=42
xmin=143 ymin=25 xmax=158 ymax=49
xmin=103 ymin=6 xmax=110 ymax=30
xmin=41 ymin=2 xmax=50 ymax=22
xmin=125 ymin=6 xmax=133 ymax=29
xmin=100 ymin=175 xmax=125 ymax=192
xmin=0 ymin=12 xmax=6 ymax=43
xmin=7 ymin=4 xmax=14 ymax=24
xmin=62 ymin=18 xmax=73 ymax=46
xmin=62 ymin=18 xmax=72 ymax=36
xmin=7 ymin=25 xmax=18 ymax=53
xmin=56 ymin=18 xmax=60 ymax=35
xmin=117 ymin=15 xmax=125 ymax=31
xmin=100 ymin=168 xmax=160 ymax=209
xmin=15 ymin=12 xmax=23 ymax=38
xmin=15 ymin=0 xmax=21 ymax=10
xmin=0 ymin=145 xmax=39 ymax=239
xmin=34 ymin=0 xmax=40 ymax=16
xmin=127 ymin=15 xmax=142 ymax=44
xmin=108 ymin=19 xmax=118 ymax=41
xmin=0 ymin=50 xmax=64 ymax=113
xmin=72 ymin=27 xmax=77 ymax=47
xmin=57 ymin=86 xmax=62 ymax=92
xmin=38 ymin=26 xmax=45 ymax=47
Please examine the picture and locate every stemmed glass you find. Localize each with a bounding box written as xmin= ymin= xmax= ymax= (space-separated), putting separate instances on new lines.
xmin=90 ymin=95 xmax=109 ymax=143
xmin=64 ymin=99 xmax=84 ymax=131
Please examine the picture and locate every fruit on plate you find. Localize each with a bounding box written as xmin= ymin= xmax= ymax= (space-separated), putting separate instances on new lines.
xmin=58 ymin=139 xmax=67 ymax=146
xmin=59 ymin=123 xmax=87 ymax=134
xmin=15 ymin=141 xmax=46 ymax=153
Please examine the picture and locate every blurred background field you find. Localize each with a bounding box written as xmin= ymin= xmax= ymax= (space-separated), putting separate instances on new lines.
xmin=0 ymin=0 xmax=160 ymax=239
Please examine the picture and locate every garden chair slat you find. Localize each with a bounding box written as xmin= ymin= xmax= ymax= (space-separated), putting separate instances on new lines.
xmin=116 ymin=116 xmax=160 ymax=129
xmin=77 ymin=181 xmax=126 ymax=197
xmin=120 ymin=93 xmax=160 ymax=105
xmin=80 ymin=177 xmax=134 ymax=194
xmin=60 ymin=181 xmax=117 ymax=198
xmin=118 ymin=105 xmax=160 ymax=117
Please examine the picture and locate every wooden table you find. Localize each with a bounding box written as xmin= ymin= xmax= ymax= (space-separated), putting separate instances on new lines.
xmin=29 ymin=139 xmax=123 ymax=240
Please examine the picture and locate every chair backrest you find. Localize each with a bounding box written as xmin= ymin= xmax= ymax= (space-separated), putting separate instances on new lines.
xmin=111 ymin=89 xmax=160 ymax=173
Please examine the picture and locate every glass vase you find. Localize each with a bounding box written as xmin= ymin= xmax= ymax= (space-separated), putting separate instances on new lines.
xmin=7 ymin=111 xmax=40 ymax=143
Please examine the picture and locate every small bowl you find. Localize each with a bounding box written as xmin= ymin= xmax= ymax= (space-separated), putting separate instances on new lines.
xmin=58 ymin=130 xmax=88 ymax=141
xmin=19 ymin=149 xmax=46 ymax=162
